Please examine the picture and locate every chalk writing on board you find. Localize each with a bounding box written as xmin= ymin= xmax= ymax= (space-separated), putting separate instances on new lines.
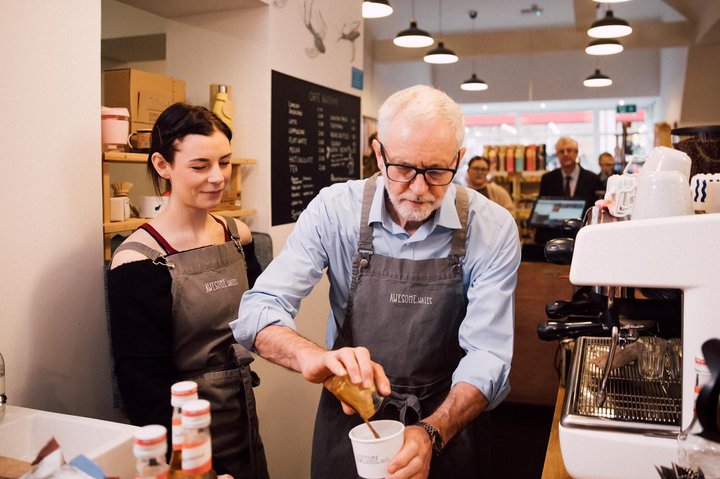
xmin=271 ymin=71 xmax=360 ymax=226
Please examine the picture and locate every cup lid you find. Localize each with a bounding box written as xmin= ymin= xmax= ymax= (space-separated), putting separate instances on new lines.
xmin=101 ymin=106 xmax=129 ymax=117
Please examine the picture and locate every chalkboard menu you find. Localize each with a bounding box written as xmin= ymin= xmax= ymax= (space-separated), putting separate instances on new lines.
xmin=271 ymin=71 xmax=360 ymax=226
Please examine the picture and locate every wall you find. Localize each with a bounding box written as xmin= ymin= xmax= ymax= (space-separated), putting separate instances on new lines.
xmin=680 ymin=43 xmax=720 ymax=127
xmin=0 ymin=1 xmax=123 ymax=421
xmin=657 ymin=47 xmax=688 ymax=127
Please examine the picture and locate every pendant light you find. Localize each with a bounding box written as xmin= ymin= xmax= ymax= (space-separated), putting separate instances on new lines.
xmin=362 ymin=0 xmax=393 ymax=19
xmin=583 ymin=68 xmax=613 ymax=87
xmin=585 ymin=38 xmax=624 ymax=55
xmin=393 ymin=0 xmax=434 ymax=48
xmin=460 ymin=11 xmax=488 ymax=91
xmin=588 ymin=9 xmax=632 ymax=38
xmin=423 ymin=0 xmax=458 ymax=64
xmin=424 ymin=42 xmax=459 ymax=64
xmin=461 ymin=73 xmax=488 ymax=91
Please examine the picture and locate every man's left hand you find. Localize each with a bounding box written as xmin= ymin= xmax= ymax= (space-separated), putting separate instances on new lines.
xmin=385 ymin=425 xmax=432 ymax=479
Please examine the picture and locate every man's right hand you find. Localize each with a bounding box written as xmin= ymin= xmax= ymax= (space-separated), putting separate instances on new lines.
xmin=299 ymin=345 xmax=391 ymax=394
xmin=254 ymin=325 xmax=391 ymax=396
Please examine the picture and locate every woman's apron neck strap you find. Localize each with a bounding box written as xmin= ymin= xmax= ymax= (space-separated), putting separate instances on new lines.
xmin=112 ymin=242 xmax=175 ymax=269
xmin=219 ymin=215 xmax=244 ymax=253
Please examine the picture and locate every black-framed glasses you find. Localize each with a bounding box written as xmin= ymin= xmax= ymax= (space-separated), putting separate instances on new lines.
xmin=378 ymin=141 xmax=459 ymax=186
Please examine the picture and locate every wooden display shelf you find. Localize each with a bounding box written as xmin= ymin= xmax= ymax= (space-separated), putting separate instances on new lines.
xmin=103 ymin=150 xmax=257 ymax=165
xmin=103 ymin=208 xmax=257 ymax=234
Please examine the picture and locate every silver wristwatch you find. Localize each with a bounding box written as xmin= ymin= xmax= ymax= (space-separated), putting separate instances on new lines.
xmin=417 ymin=421 xmax=444 ymax=456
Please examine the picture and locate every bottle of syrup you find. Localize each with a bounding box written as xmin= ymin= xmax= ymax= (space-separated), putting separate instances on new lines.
xmin=168 ymin=381 xmax=198 ymax=479
xmin=133 ymin=425 xmax=169 ymax=479
xmin=180 ymin=399 xmax=217 ymax=479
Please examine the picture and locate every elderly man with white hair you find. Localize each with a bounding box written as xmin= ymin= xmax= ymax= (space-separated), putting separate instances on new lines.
xmin=233 ymin=85 xmax=521 ymax=479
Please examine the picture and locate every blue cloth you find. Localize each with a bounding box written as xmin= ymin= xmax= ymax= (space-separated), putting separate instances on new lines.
xmin=232 ymin=176 xmax=521 ymax=409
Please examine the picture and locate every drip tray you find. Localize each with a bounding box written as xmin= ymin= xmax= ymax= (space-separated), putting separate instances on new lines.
xmin=561 ymin=336 xmax=681 ymax=434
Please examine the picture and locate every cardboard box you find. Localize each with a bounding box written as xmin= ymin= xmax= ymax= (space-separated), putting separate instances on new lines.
xmin=103 ymin=68 xmax=186 ymax=134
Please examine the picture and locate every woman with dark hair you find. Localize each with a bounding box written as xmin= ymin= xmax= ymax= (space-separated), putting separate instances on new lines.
xmin=108 ymin=103 xmax=269 ymax=479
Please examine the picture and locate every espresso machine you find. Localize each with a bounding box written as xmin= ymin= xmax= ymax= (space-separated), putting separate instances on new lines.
xmin=554 ymin=212 xmax=720 ymax=478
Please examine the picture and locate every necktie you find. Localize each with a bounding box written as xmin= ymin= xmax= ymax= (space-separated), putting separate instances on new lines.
xmin=564 ymin=176 xmax=572 ymax=197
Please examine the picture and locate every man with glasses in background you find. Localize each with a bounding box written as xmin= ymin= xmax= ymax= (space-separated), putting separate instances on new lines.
xmin=539 ymin=136 xmax=602 ymax=210
xmin=466 ymin=155 xmax=515 ymax=215
xmin=233 ymin=85 xmax=520 ymax=479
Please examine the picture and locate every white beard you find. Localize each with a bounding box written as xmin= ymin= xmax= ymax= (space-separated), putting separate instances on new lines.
xmin=387 ymin=190 xmax=441 ymax=223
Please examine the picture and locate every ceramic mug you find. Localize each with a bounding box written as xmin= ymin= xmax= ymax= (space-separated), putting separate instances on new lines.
xmin=690 ymin=173 xmax=720 ymax=212
xmin=632 ymin=170 xmax=694 ymax=220
xmin=127 ymin=129 xmax=153 ymax=152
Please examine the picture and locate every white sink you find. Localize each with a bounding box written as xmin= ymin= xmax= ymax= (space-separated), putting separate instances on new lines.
xmin=0 ymin=405 xmax=139 ymax=479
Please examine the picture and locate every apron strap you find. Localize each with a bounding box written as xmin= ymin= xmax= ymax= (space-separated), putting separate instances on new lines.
xmin=229 ymin=343 xmax=261 ymax=387
xmin=219 ymin=216 xmax=245 ymax=254
xmin=449 ymin=184 xmax=469 ymax=258
xmin=221 ymin=215 xmax=240 ymax=240
xmin=358 ymin=173 xmax=379 ymax=255
xmin=381 ymin=391 xmax=422 ymax=425
xmin=112 ymin=241 xmax=175 ymax=269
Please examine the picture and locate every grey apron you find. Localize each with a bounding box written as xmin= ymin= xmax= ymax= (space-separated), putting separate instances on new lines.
xmin=311 ymin=177 xmax=490 ymax=479
xmin=114 ymin=217 xmax=269 ymax=479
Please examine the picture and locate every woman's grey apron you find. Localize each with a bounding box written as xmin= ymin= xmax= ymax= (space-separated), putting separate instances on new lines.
xmin=311 ymin=177 xmax=490 ymax=479
xmin=114 ymin=218 xmax=269 ymax=479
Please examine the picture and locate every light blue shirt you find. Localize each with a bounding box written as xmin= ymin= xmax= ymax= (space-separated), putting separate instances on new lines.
xmin=232 ymin=176 xmax=521 ymax=409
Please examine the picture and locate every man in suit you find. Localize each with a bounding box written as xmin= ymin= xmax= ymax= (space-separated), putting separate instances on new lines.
xmin=539 ymin=136 xmax=602 ymax=210
xmin=535 ymin=137 xmax=601 ymax=245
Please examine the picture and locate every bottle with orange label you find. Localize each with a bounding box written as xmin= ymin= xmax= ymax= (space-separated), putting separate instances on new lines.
xmin=168 ymin=381 xmax=199 ymax=479
xmin=181 ymin=399 xmax=217 ymax=479
xmin=133 ymin=425 xmax=170 ymax=479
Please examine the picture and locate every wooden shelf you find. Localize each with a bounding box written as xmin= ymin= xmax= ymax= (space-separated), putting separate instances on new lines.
xmin=103 ymin=150 xmax=257 ymax=165
xmin=103 ymin=208 xmax=257 ymax=234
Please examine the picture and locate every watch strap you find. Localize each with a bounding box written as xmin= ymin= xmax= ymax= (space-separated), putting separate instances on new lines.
xmin=417 ymin=421 xmax=444 ymax=456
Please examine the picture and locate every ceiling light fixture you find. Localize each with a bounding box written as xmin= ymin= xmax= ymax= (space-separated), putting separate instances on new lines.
xmin=460 ymin=11 xmax=488 ymax=91
xmin=424 ymin=0 xmax=458 ymax=64
xmin=462 ymin=73 xmax=488 ymax=91
xmin=588 ymin=9 xmax=632 ymax=38
xmin=362 ymin=0 xmax=393 ymax=19
xmin=585 ymin=38 xmax=624 ymax=55
xmin=393 ymin=0 xmax=434 ymax=48
xmin=583 ymin=68 xmax=613 ymax=87
xmin=424 ymin=42 xmax=459 ymax=64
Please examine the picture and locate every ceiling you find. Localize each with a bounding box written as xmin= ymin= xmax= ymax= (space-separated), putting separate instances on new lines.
xmin=115 ymin=0 xmax=267 ymax=18
xmin=366 ymin=0 xmax=720 ymax=63
xmin=113 ymin=0 xmax=720 ymax=64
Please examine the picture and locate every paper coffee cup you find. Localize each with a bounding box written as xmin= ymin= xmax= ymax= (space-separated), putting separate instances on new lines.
xmin=348 ymin=420 xmax=404 ymax=479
